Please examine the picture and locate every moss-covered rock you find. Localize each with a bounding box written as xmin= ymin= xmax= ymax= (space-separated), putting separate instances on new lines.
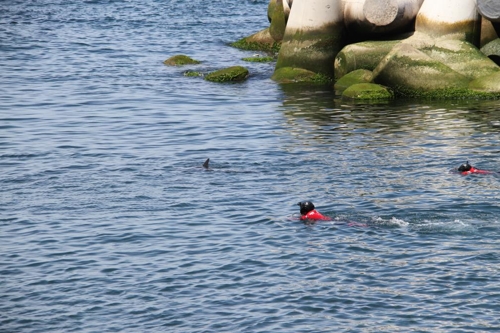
xmin=204 ymin=66 xmax=249 ymax=83
xmin=334 ymin=40 xmax=400 ymax=80
xmin=163 ymin=55 xmax=200 ymax=66
xmin=271 ymin=67 xmax=333 ymax=84
xmin=334 ymin=69 xmax=373 ymax=92
xmin=469 ymin=72 xmax=500 ymax=94
xmin=342 ymin=83 xmax=393 ymax=100
xmin=242 ymin=56 xmax=275 ymax=63
xmin=373 ymin=43 xmax=471 ymax=96
xmin=230 ymin=28 xmax=281 ymax=53
xmin=420 ymin=38 xmax=500 ymax=80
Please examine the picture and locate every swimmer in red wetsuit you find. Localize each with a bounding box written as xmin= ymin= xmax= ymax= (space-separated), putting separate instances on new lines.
xmin=457 ymin=161 xmax=493 ymax=175
xmin=297 ymin=201 xmax=332 ymax=221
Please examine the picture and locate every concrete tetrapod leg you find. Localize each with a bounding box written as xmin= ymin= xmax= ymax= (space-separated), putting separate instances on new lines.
xmin=334 ymin=39 xmax=400 ymax=80
xmin=415 ymin=0 xmax=481 ymax=46
xmin=478 ymin=0 xmax=500 ymax=22
xmin=272 ymin=0 xmax=344 ymax=83
xmin=344 ymin=0 xmax=424 ymax=37
xmin=268 ymin=0 xmax=287 ymax=42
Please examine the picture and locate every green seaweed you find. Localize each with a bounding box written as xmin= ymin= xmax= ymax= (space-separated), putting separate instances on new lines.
xmin=163 ymin=55 xmax=201 ymax=66
xmin=205 ymin=66 xmax=249 ymax=83
xmin=342 ymin=83 xmax=393 ymax=100
xmin=183 ymin=71 xmax=203 ymax=77
xmin=230 ymin=37 xmax=281 ymax=53
xmin=393 ymin=86 xmax=500 ymax=99
xmin=242 ymin=56 xmax=275 ymax=63
xmin=271 ymin=67 xmax=333 ymax=84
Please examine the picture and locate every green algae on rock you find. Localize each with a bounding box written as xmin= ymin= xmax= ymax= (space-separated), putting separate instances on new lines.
xmin=469 ymin=72 xmax=500 ymax=94
xmin=183 ymin=70 xmax=203 ymax=77
xmin=272 ymin=67 xmax=333 ymax=84
xmin=334 ymin=40 xmax=401 ymax=80
xmin=204 ymin=66 xmax=249 ymax=83
xmin=373 ymin=43 xmax=471 ymax=94
xmin=242 ymin=56 xmax=275 ymax=63
xmin=163 ymin=55 xmax=201 ymax=66
xmin=230 ymin=28 xmax=281 ymax=53
xmin=420 ymin=39 xmax=500 ymax=80
xmin=342 ymin=83 xmax=394 ymax=100
xmin=334 ymin=69 xmax=373 ymax=92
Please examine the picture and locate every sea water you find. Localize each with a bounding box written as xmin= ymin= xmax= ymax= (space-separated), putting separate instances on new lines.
xmin=1 ymin=1 xmax=500 ymax=332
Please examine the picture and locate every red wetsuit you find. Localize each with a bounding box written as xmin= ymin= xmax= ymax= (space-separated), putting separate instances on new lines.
xmin=460 ymin=167 xmax=492 ymax=175
xmin=300 ymin=209 xmax=332 ymax=221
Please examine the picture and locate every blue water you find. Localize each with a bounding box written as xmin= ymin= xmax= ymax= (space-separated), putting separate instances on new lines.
xmin=1 ymin=1 xmax=500 ymax=332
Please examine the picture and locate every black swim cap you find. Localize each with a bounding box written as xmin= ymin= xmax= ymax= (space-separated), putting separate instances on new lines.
xmin=297 ymin=201 xmax=315 ymax=215
xmin=458 ymin=161 xmax=472 ymax=172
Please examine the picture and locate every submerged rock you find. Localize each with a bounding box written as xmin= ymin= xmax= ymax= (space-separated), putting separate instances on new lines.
xmin=334 ymin=69 xmax=373 ymax=92
xmin=342 ymin=83 xmax=394 ymax=100
xmin=230 ymin=28 xmax=281 ymax=53
xmin=242 ymin=56 xmax=275 ymax=63
xmin=272 ymin=67 xmax=332 ymax=84
xmin=204 ymin=66 xmax=249 ymax=83
xmin=163 ymin=55 xmax=201 ymax=66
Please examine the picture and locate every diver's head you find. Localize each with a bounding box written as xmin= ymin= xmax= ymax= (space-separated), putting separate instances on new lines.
xmin=297 ymin=201 xmax=315 ymax=215
xmin=458 ymin=161 xmax=472 ymax=172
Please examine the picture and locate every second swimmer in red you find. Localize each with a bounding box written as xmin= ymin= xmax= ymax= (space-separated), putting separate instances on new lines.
xmin=297 ymin=201 xmax=332 ymax=221
xmin=457 ymin=161 xmax=493 ymax=175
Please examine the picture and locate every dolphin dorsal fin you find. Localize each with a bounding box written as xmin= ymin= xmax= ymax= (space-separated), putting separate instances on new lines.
xmin=203 ymin=158 xmax=210 ymax=169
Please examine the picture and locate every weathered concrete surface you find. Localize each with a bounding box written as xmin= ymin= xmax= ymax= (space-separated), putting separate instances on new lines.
xmin=478 ymin=0 xmax=500 ymax=22
xmin=373 ymin=42 xmax=470 ymax=95
xmin=273 ymin=0 xmax=344 ymax=82
xmin=334 ymin=40 xmax=400 ymax=80
xmin=344 ymin=0 xmax=424 ymax=37
xmin=481 ymin=38 xmax=500 ymax=65
xmin=416 ymin=0 xmax=481 ymax=46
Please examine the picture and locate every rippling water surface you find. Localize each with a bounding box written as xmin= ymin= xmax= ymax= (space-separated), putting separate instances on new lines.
xmin=2 ymin=1 xmax=500 ymax=332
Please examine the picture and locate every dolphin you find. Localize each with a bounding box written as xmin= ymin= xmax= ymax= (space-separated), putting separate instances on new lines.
xmin=200 ymin=158 xmax=255 ymax=174
xmin=202 ymin=158 xmax=210 ymax=169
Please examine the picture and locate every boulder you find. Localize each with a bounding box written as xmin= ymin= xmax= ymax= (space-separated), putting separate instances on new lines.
xmin=205 ymin=66 xmax=249 ymax=83
xmin=230 ymin=28 xmax=281 ymax=53
xmin=163 ymin=55 xmax=200 ymax=66
xmin=342 ymin=83 xmax=394 ymax=100
xmin=334 ymin=69 xmax=373 ymax=92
